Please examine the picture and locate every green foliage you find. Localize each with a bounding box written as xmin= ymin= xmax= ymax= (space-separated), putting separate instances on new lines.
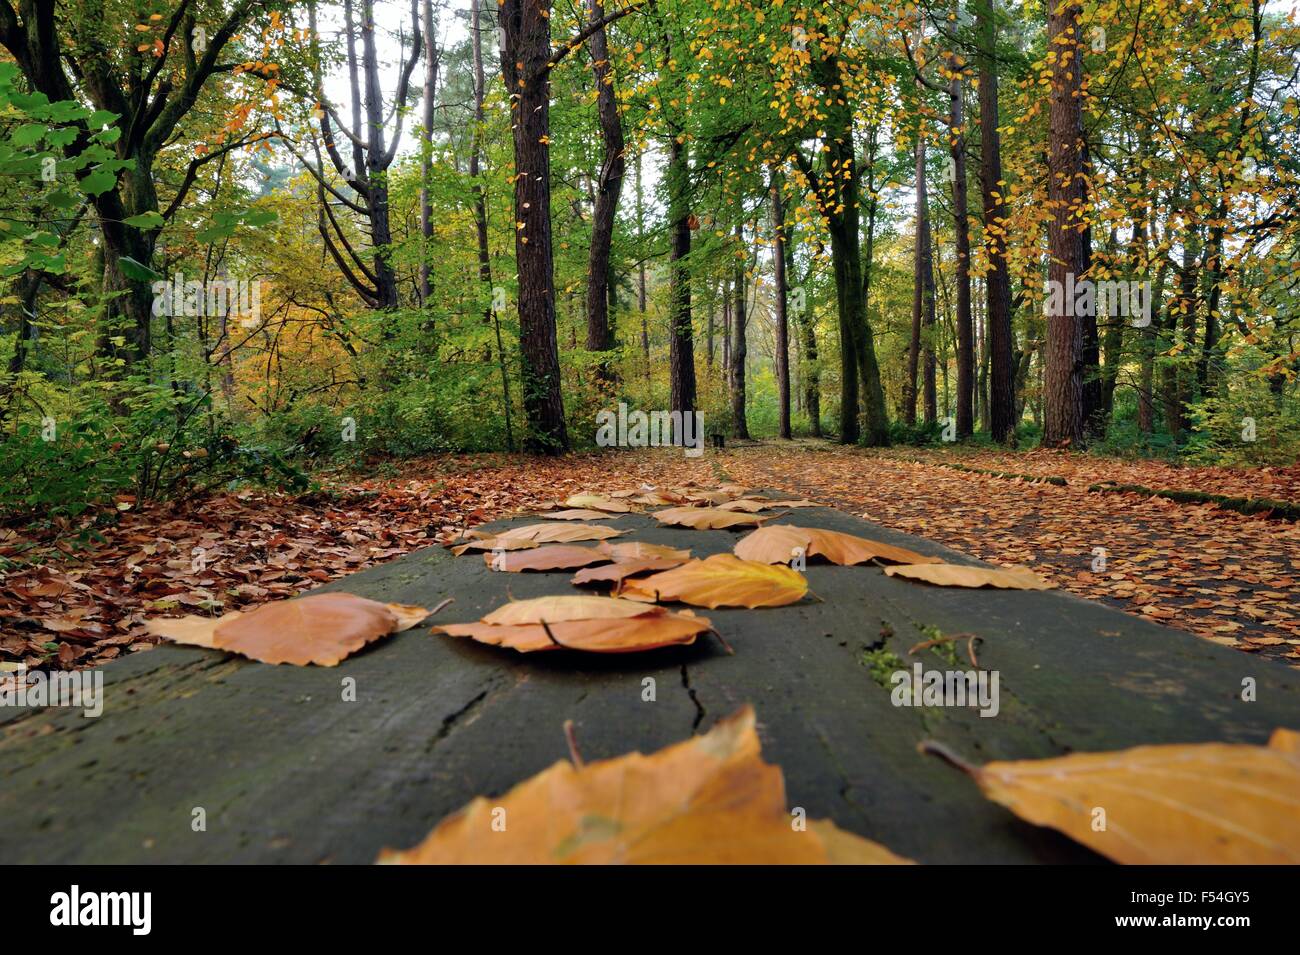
xmin=1185 ymin=378 xmax=1300 ymax=467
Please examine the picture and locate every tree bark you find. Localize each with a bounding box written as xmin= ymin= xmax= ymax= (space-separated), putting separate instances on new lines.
xmin=469 ymin=0 xmax=513 ymax=449
xmin=949 ymin=52 xmax=974 ymax=439
xmin=1042 ymin=1 xmax=1086 ymax=447
xmin=976 ymin=0 xmax=1016 ymax=443
xmin=730 ymin=222 xmax=750 ymax=439
xmin=585 ymin=0 xmax=625 ymax=380
xmin=666 ymin=134 xmax=696 ymax=415
xmin=771 ymin=173 xmax=791 ymax=439
xmin=418 ymin=0 xmax=439 ymax=305
xmin=500 ymin=0 xmax=569 ymax=451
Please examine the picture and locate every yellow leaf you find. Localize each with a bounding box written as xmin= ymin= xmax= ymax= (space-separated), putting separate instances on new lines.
xmin=884 ymin=562 xmax=1054 ymax=589
xmin=380 ymin=706 xmax=912 ymax=863
xmin=619 ymin=554 xmax=808 ymax=608
xmin=930 ymin=732 xmax=1300 ymax=864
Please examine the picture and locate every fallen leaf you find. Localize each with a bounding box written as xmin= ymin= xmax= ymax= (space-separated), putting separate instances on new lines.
xmin=452 ymin=522 xmax=624 ymax=554
xmin=1269 ymin=728 xmax=1299 ymax=754
xmin=437 ymin=611 xmax=711 ymax=653
xmin=484 ymin=545 xmax=611 ymax=573
xmin=450 ymin=536 xmax=539 ymax=556
xmin=652 ymin=507 xmax=766 ymax=530
xmin=564 ymin=494 xmax=631 ymax=513
xmin=537 ymin=509 xmax=624 ymax=521
xmin=929 ymin=733 xmax=1300 ymax=864
xmin=884 ymin=563 xmax=1054 ymax=590
xmin=491 ymin=522 xmax=625 ymax=543
xmin=718 ymin=498 xmax=817 ymax=512
xmin=572 ymin=557 xmax=688 ymax=586
xmin=735 ymin=524 xmax=939 ymax=566
xmin=619 ymin=554 xmax=809 ymax=608
xmin=146 ymin=592 xmax=431 ymax=666
xmin=380 ymin=706 xmax=911 ymax=863
xmin=481 ymin=594 xmax=659 ymax=626
xmin=597 ymin=540 xmax=692 ymax=560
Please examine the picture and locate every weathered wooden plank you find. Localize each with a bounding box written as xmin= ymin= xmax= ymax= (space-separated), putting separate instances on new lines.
xmin=2 ymin=504 xmax=1295 ymax=864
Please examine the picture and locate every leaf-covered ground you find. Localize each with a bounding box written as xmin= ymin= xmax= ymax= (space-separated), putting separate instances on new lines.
xmin=4 ymin=443 xmax=1297 ymax=669
xmin=723 ymin=444 xmax=1300 ymax=665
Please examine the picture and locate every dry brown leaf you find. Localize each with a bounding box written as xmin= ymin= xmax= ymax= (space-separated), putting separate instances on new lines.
xmin=735 ymin=524 xmax=939 ymax=566
xmin=597 ymin=540 xmax=692 ymax=560
xmin=564 ymin=494 xmax=631 ymax=513
xmin=931 ymin=733 xmax=1300 ymax=864
xmin=572 ymin=557 xmax=688 ymax=586
xmin=683 ymin=490 xmax=739 ymax=506
xmin=630 ymin=492 xmax=686 ymax=506
xmin=481 ymin=594 xmax=661 ymax=626
xmin=437 ymin=611 xmax=710 ymax=654
xmin=380 ymin=706 xmax=911 ymax=864
xmin=718 ymin=498 xmax=817 ymax=512
xmin=483 ymin=545 xmax=611 ymax=573
xmin=653 ymin=507 xmax=766 ymax=530
xmin=884 ymin=562 xmax=1054 ymax=590
xmin=538 ymin=509 xmax=625 ymax=521
xmin=454 ymin=522 xmax=625 ymax=554
xmin=147 ymin=592 xmax=431 ymax=666
xmin=619 ymin=554 xmax=809 ymax=608
xmin=450 ymin=536 xmax=539 ymax=556
xmin=492 ymin=522 xmax=625 ymax=543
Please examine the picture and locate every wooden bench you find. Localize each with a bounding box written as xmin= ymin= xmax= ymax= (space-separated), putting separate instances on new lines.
xmin=2 ymin=503 xmax=1296 ymax=863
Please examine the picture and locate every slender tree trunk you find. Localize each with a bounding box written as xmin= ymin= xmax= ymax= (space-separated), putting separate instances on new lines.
xmin=771 ymin=173 xmax=791 ymax=439
xmin=585 ymin=0 xmax=624 ymax=380
xmin=634 ymin=152 xmax=650 ymax=377
xmin=909 ymin=127 xmax=937 ymax=426
xmin=469 ymin=0 xmax=513 ymax=448
xmin=360 ymin=0 xmax=402 ymax=309
xmin=418 ymin=0 xmax=439 ymax=305
xmin=666 ymin=134 xmax=696 ymax=414
xmin=977 ymin=0 xmax=1016 ymax=443
xmin=500 ymin=0 xmax=568 ymax=451
xmin=790 ymin=241 xmax=821 ymax=437
xmin=730 ymin=222 xmax=750 ymax=439
xmin=1042 ymin=1 xmax=1086 ymax=447
xmin=949 ymin=53 xmax=974 ymax=439
xmin=722 ymin=276 xmax=731 ymax=373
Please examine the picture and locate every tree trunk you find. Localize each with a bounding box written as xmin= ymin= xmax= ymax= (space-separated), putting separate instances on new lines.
xmin=771 ymin=173 xmax=792 ymax=439
xmin=418 ymin=0 xmax=439 ymax=305
xmin=1042 ymin=1 xmax=1086 ymax=448
xmin=666 ymin=134 xmax=696 ymax=415
xmin=949 ymin=53 xmax=974 ymax=439
xmin=585 ymin=0 xmax=625 ymax=379
xmin=360 ymin=0 xmax=403 ymax=310
xmin=634 ymin=152 xmax=650 ymax=378
xmin=791 ymin=241 xmax=821 ymax=437
xmin=470 ymin=0 xmax=513 ymax=449
xmin=730 ymin=222 xmax=750 ymax=439
xmin=500 ymin=0 xmax=569 ymax=452
xmin=976 ymin=0 xmax=1016 ymax=443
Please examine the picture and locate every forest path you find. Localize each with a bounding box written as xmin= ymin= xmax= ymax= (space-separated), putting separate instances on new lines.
xmin=3 ymin=495 xmax=1298 ymax=863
